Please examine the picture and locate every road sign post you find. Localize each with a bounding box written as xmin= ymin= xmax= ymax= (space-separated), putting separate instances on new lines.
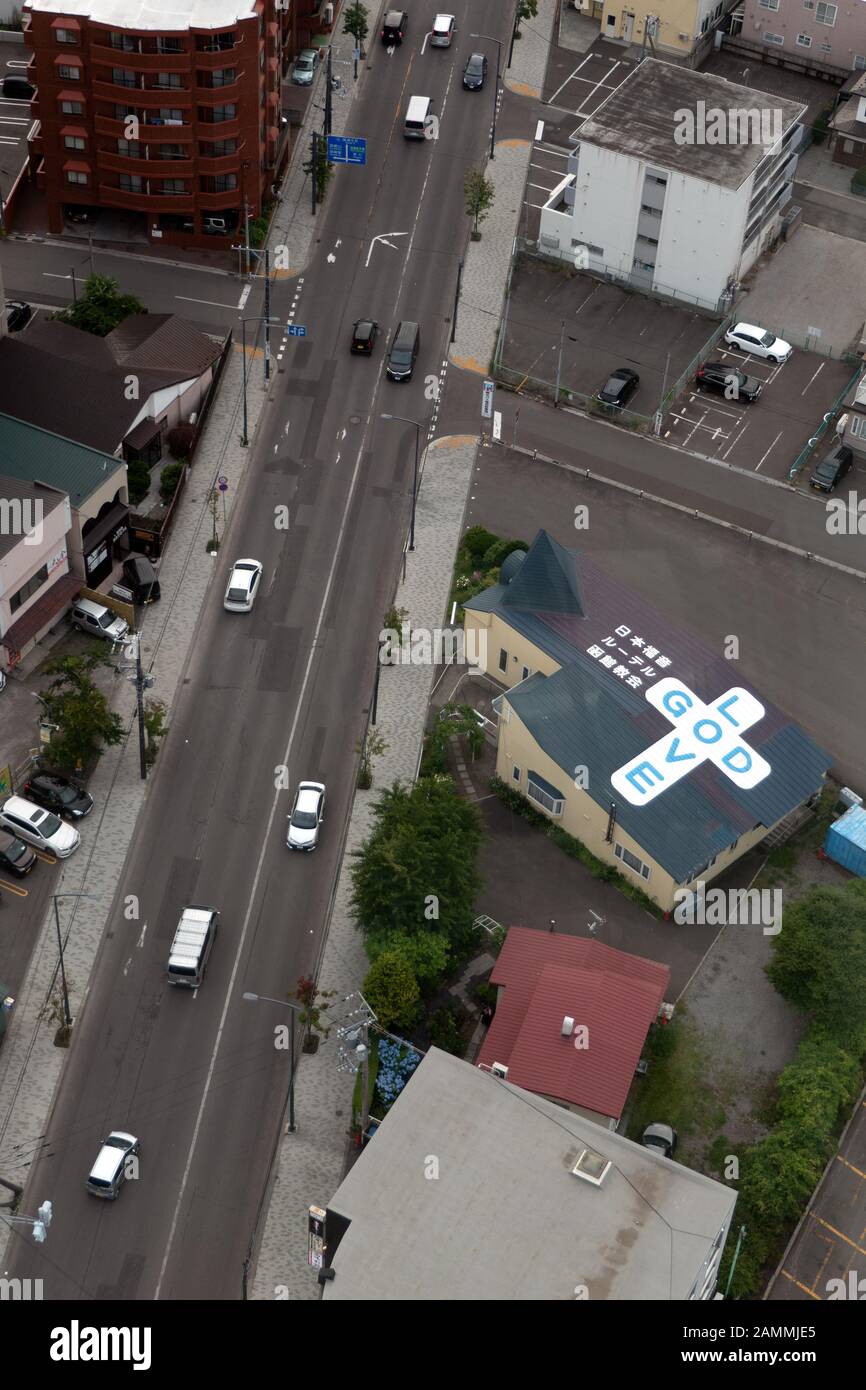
xmin=481 ymin=379 xmax=494 ymax=420
xmin=326 ymin=135 xmax=367 ymax=165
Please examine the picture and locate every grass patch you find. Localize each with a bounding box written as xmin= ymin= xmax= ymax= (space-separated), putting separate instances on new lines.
xmin=626 ymin=1013 xmax=726 ymax=1146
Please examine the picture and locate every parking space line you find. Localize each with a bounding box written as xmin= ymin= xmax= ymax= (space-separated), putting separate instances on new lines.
xmin=801 ymin=363 xmax=826 ymax=396
xmin=754 ymin=430 xmax=783 ymax=472
xmin=0 ymin=878 xmax=28 ymax=896
xmin=547 ymin=53 xmax=600 ymax=106
xmin=778 ymin=1269 xmax=823 ymax=1299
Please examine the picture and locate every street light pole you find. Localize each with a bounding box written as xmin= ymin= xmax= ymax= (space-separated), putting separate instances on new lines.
xmin=240 ymin=315 xmax=282 ymax=446
xmin=471 ymin=34 xmax=503 ymax=161
xmin=381 ymin=413 xmax=421 ymax=551
xmin=243 ymin=993 xmax=301 ymax=1132
xmin=52 ymin=894 xmax=96 ymax=1033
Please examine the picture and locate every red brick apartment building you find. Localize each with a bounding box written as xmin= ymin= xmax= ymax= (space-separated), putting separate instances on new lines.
xmin=22 ymin=1 xmax=309 ymax=246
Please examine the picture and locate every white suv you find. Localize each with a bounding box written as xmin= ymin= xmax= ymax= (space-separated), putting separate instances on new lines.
xmin=224 ymin=558 xmax=263 ymax=613
xmin=723 ymin=322 xmax=792 ymax=363
xmin=0 ymin=795 xmax=80 ymax=858
xmin=430 ymin=13 xmax=455 ymax=45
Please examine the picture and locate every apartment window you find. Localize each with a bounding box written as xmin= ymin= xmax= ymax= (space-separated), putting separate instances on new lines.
xmin=758 ymin=0 xmax=779 ymax=9
xmin=159 ymin=144 xmax=186 ymax=159
xmin=200 ymin=103 xmax=237 ymax=124
xmin=60 ymin=100 xmax=84 ymax=114
xmin=763 ymin=32 xmax=784 ymax=44
xmin=55 ymin=27 xmax=78 ymax=44
xmin=498 ymin=648 xmax=508 ymax=673
xmin=526 ymin=776 xmax=564 ymax=817
xmin=57 ymin=64 xmax=81 ymax=80
xmin=119 ymin=174 xmax=143 ymax=192
xmin=820 ymin=37 xmax=832 ymax=50
xmin=640 ymin=203 xmax=662 ymax=217
xmin=196 ymin=32 xmax=236 ymax=52
xmin=66 ymin=169 xmax=88 ymax=185
xmin=116 ymin=138 xmax=141 ymax=157
xmin=199 ymin=138 xmax=238 ymax=157
xmin=156 ymin=37 xmax=184 ymax=54
xmin=64 ymin=134 xmax=85 ymax=150
xmin=512 ymin=766 xmax=521 ymax=783
xmin=803 ymin=0 xmax=814 ymax=6
xmin=647 ymin=173 xmax=667 ymax=186
xmin=521 ymin=665 xmax=532 ymax=681
xmin=201 ymin=174 xmax=238 ymax=193
xmin=843 ymin=139 xmax=854 ymax=152
xmin=614 ymin=842 xmax=651 ymax=881
xmin=10 ymin=564 xmax=49 ymax=613
xmin=112 ymin=68 xmax=138 ymax=89
xmin=157 ymin=109 xmax=184 ymax=124
xmin=796 ymin=32 xmax=812 ymax=46
xmin=211 ymin=68 xmax=237 ymax=87
xmin=160 ymin=179 xmax=187 ymax=194
xmin=633 ymin=258 xmax=655 ymax=272
xmin=154 ymin=73 xmax=183 ymax=90
xmin=815 ymin=2 xmax=836 ymax=22
xmin=109 ymin=31 xmax=139 ymax=51
xmin=637 ymin=233 xmax=659 ymax=246
xmin=850 ymin=414 xmax=866 ymax=438
xmin=854 ymin=55 xmax=866 ymax=71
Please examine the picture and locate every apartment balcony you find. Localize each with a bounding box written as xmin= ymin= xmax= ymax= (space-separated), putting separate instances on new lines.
xmin=194 ymin=116 xmax=241 ymax=140
xmin=98 ymin=149 xmax=195 ymax=178
xmin=92 ymin=79 xmax=192 ymax=107
xmin=197 ymin=187 xmax=242 ymax=210
xmin=95 ymin=113 xmax=194 ymax=140
xmin=197 ymin=151 xmax=242 ymax=175
xmin=99 ymin=182 xmax=194 ymax=213
xmin=90 ymin=46 xmax=189 ymax=73
xmin=194 ymin=79 xmax=242 ymax=104
xmin=192 ymin=44 xmax=242 ymax=68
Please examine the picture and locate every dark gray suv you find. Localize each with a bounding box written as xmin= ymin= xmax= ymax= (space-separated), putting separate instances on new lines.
xmin=810 ymin=443 xmax=853 ymax=493
xmin=386 ymin=321 xmax=420 ymax=382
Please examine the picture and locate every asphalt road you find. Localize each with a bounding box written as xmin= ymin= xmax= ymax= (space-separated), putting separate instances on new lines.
xmin=4 ymin=0 xmax=512 ymax=1301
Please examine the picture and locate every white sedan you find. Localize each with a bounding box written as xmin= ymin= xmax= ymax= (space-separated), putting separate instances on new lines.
xmin=0 ymin=795 xmax=80 ymax=858
xmin=224 ymin=558 xmax=263 ymax=613
xmin=287 ymin=782 xmax=326 ymax=851
xmin=723 ymin=322 xmax=792 ymax=364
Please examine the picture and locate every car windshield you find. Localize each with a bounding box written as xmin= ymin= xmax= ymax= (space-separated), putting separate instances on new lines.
xmin=55 ymin=785 xmax=78 ymax=805
xmin=603 ymin=378 xmax=623 ymax=394
xmin=35 ymin=811 xmax=62 ymax=837
xmin=759 ymin=331 xmax=775 ymax=347
xmin=97 ymin=611 xmax=116 ymax=629
xmin=227 ymin=587 xmax=248 ymax=603
xmin=5 ymin=839 xmax=27 ymax=863
xmin=297 ymin=56 xmax=314 ymax=69
xmin=467 ymin=57 xmax=483 ymax=73
xmin=355 ymin=324 xmax=372 ymax=339
xmin=391 ymin=348 xmax=412 ymax=364
xmin=292 ymin=807 xmax=318 ymax=829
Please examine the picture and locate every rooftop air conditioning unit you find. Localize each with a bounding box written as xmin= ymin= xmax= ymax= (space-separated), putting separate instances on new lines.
xmin=561 ymin=1016 xmax=575 ymax=1037
xmin=839 ymin=787 xmax=863 ymax=810
xmin=678 ymin=32 xmax=689 ymax=41
xmin=491 ymin=1062 xmax=509 ymax=1079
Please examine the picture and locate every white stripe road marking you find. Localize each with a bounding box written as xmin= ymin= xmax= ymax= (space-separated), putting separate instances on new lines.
xmin=237 ymin=283 xmax=252 ymax=311
xmin=174 ymin=294 xmax=238 ymax=309
xmin=754 ymin=431 xmax=783 ymax=472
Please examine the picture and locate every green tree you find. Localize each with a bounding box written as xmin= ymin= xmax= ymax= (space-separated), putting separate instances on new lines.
xmin=464 ymin=168 xmax=495 ymax=239
xmin=765 ymin=881 xmax=866 ymax=1042
xmin=302 ymin=137 xmax=334 ymax=205
xmin=351 ymin=778 xmax=483 ymax=959
xmin=365 ymin=926 xmax=450 ymax=987
xmin=57 ymin=274 xmax=146 ymax=336
xmin=343 ymin=1 xmax=369 ymax=51
xmin=126 ymin=458 xmax=151 ymax=507
xmin=143 ymin=698 xmax=168 ymax=767
xmin=39 ymin=653 xmax=125 ymax=772
xmin=291 ymin=975 xmax=337 ymax=1051
xmin=515 ymin=0 xmax=538 ymax=33
xmin=363 ymin=951 xmax=420 ymax=1029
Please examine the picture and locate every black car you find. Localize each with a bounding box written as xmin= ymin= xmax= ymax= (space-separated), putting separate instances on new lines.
xmin=0 ymin=829 xmax=36 ymax=878
xmin=381 ymin=9 xmax=408 ymax=43
xmin=810 ymin=443 xmax=853 ymax=494
xmin=462 ymin=53 xmax=488 ymax=90
xmin=21 ymin=771 xmax=93 ymax=820
xmin=2 ymin=74 xmax=34 ymax=100
xmin=596 ymin=367 xmax=639 ymax=409
xmin=5 ymin=301 xmax=32 ymax=334
xmin=386 ymin=320 xmax=420 ymax=382
xmin=695 ymin=361 xmax=762 ymax=402
xmin=351 ymin=319 xmax=379 ymax=355
xmin=121 ymin=554 xmax=160 ymax=603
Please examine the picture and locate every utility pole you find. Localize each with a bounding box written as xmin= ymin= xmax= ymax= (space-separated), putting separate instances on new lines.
xmin=311 ymin=130 xmax=318 ymax=215
xmin=134 ymin=633 xmax=147 ymax=779
xmin=70 ymin=268 xmax=78 ymax=302
xmin=264 ymin=247 xmax=271 ymax=383
xmin=325 ymin=46 xmax=333 ymax=138
xmin=451 ymin=258 xmax=463 ymax=344
xmin=555 ymin=319 xmax=565 ymax=407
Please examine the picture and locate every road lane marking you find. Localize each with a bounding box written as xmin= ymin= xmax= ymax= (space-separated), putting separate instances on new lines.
xmin=754 ymin=430 xmax=783 ymax=472
xmin=175 ymin=294 xmax=237 ymax=309
xmin=237 ymin=284 xmax=252 ymax=311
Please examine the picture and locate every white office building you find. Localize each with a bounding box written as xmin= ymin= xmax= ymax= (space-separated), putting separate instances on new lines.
xmin=538 ymin=60 xmax=805 ymax=311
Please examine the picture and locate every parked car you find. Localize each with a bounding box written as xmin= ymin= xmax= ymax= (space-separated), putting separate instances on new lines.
xmin=723 ymin=322 xmax=792 ymax=363
xmin=292 ymin=49 xmax=318 ymax=85
xmin=351 ymin=320 xmax=379 ymax=355
xmin=86 ymin=1131 xmax=139 ymax=1200
xmin=596 ymin=367 xmax=639 ymax=409
xmin=70 ymin=598 xmax=128 ymax=644
xmin=287 ymin=781 xmax=326 ymax=851
xmin=810 ymin=442 xmax=853 ymax=494
xmin=121 ymin=554 xmax=161 ymax=604
xmin=462 ymin=53 xmax=488 ymax=89
xmin=5 ymin=301 xmax=32 ymax=334
xmin=430 ymin=13 xmax=456 ymax=46
xmin=2 ymin=74 xmax=33 ymax=100
xmin=0 ymin=795 xmax=80 ymax=858
xmin=21 ymin=771 xmax=93 ymax=820
xmin=381 ymin=9 xmax=408 ymax=43
xmin=695 ymin=362 xmax=762 ymax=402
xmin=0 ymin=829 xmax=37 ymax=878
xmin=641 ymin=1122 xmax=678 ymax=1158
xmin=224 ymin=558 xmax=263 ymax=613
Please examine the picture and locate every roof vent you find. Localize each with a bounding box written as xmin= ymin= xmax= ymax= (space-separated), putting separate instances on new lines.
xmin=561 ymin=1016 xmax=575 ymax=1037
xmin=491 ymin=1062 xmax=509 ymax=1079
xmin=572 ymin=1146 xmax=612 ymax=1187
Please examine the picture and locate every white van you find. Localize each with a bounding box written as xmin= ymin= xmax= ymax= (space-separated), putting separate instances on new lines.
xmin=167 ymin=905 xmax=218 ymax=988
xmin=404 ymin=95 xmax=432 ymax=140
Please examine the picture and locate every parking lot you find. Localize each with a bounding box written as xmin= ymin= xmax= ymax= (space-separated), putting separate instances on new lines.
xmin=664 ymin=340 xmax=860 ymax=485
xmin=0 ymin=39 xmax=31 ymax=208
xmin=499 ymin=255 xmax=717 ymax=419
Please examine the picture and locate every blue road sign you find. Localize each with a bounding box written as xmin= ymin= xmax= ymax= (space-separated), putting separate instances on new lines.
xmin=327 ymin=135 xmax=367 ymax=166
xmin=286 ymin=325 xmax=307 ymax=337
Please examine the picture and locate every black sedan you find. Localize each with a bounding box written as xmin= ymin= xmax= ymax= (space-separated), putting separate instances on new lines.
xmin=695 ymin=361 xmax=762 ymax=402
xmin=0 ymin=829 xmax=37 ymax=878
xmin=351 ymin=320 xmax=379 ymax=355
xmin=463 ymin=53 xmax=488 ymax=90
xmin=596 ymin=367 xmax=639 ymax=409
xmin=21 ymin=771 xmax=93 ymax=820
xmin=5 ymin=301 xmax=32 ymax=333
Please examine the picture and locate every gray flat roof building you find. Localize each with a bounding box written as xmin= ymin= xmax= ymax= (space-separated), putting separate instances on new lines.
xmin=323 ymin=1049 xmax=737 ymax=1301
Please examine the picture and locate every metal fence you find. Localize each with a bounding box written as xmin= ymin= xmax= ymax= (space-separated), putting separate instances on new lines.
xmin=788 ymin=362 xmax=864 ymax=481
xmin=522 ymin=237 xmax=729 ymax=315
xmin=660 ymin=311 xmax=737 ymax=416
xmin=771 ymin=324 xmax=861 ymax=362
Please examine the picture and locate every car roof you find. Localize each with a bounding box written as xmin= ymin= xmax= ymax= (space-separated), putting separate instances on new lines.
xmin=2 ymin=795 xmax=47 ymax=822
xmin=731 ymin=322 xmax=766 ymax=336
xmin=297 ymin=48 xmax=317 ymax=58
xmin=467 ymin=52 xmax=485 ymax=62
xmin=297 ymin=781 xmax=325 ymax=798
xmin=90 ymin=1132 xmax=136 ymax=1180
xmin=0 ymin=828 xmax=25 ymax=849
xmin=434 ymin=13 xmax=455 ymax=21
